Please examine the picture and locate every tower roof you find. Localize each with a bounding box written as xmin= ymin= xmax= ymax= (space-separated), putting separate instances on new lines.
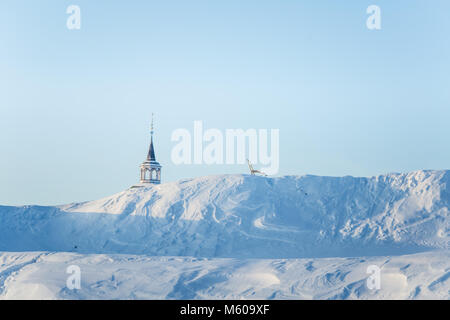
xmin=147 ymin=135 xmax=156 ymax=161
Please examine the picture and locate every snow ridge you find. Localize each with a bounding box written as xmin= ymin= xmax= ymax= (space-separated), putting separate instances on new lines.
xmin=0 ymin=170 xmax=449 ymax=258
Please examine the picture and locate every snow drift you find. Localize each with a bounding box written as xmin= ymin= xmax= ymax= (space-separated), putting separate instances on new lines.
xmin=1 ymin=251 xmax=448 ymax=300
xmin=0 ymin=170 xmax=449 ymax=258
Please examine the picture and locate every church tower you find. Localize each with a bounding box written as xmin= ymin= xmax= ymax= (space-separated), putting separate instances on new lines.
xmin=139 ymin=114 xmax=162 ymax=184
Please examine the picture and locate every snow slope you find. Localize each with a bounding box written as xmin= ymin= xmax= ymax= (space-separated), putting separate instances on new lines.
xmin=0 ymin=171 xmax=449 ymax=258
xmin=0 ymin=251 xmax=448 ymax=300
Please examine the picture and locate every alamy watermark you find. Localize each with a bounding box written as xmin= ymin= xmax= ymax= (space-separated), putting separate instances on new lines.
xmin=65 ymin=5 xmax=380 ymax=31
xmin=366 ymin=5 xmax=381 ymax=30
xmin=366 ymin=265 xmax=381 ymax=290
xmin=66 ymin=265 xmax=81 ymax=290
xmin=171 ymin=121 xmax=279 ymax=175
xmin=66 ymin=5 xmax=81 ymax=30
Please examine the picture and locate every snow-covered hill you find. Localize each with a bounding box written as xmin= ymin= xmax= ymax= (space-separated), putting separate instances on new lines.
xmin=0 ymin=170 xmax=449 ymax=258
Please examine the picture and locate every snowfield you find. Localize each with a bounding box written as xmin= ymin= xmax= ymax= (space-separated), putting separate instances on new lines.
xmin=0 ymin=171 xmax=449 ymax=299
xmin=0 ymin=251 xmax=448 ymax=300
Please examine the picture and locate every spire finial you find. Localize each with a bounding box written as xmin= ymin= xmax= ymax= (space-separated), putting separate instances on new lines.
xmin=150 ymin=113 xmax=154 ymax=136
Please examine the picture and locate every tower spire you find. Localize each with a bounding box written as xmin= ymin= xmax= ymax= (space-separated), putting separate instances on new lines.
xmin=147 ymin=113 xmax=156 ymax=161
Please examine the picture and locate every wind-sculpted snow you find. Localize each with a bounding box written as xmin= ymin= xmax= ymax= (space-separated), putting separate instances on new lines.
xmin=0 ymin=251 xmax=448 ymax=300
xmin=0 ymin=171 xmax=449 ymax=258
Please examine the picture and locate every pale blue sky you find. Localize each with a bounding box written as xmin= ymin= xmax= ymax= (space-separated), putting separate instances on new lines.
xmin=1 ymin=1 xmax=449 ymax=205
